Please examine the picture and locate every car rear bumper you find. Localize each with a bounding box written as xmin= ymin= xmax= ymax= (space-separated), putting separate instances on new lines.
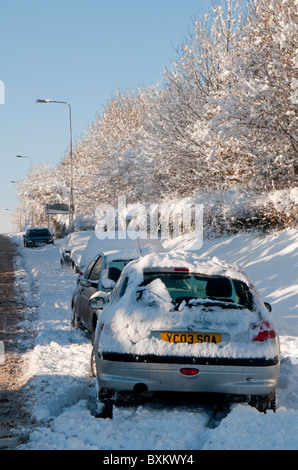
xmin=96 ymin=353 xmax=280 ymax=396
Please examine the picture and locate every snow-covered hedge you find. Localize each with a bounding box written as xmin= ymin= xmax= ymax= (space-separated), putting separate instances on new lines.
xmin=202 ymin=188 xmax=298 ymax=235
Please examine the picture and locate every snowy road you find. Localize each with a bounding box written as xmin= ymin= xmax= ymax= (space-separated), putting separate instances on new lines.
xmin=12 ymin=230 xmax=298 ymax=450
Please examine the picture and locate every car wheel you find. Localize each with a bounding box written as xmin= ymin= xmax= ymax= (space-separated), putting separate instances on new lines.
xmin=254 ymin=396 xmax=267 ymax=413
xmin=96 ymin=397 xmax=114 ymax=419
xmin=90 ymin=346 xmax=96 ymax=377
xmin=71 ymin=305 xmax=81 ymax=329
xmin=251 ymin=391 xmax=277 ymax=413
xmin=96 ymin=387 xmax=115 ymax=419
xmin=268 ymin=391 xmax=277 ymax=412
xmin=70 ymin=261 xmax=78 ymax=273
xmin=91 ymin=315 xmax=98 ymax=345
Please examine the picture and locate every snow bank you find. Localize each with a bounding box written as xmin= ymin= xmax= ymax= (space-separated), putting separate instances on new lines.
xmin=198 ymin=228 xmax=298 ymax=337
xmin=203 ymin=404 xmax=298 ymax=450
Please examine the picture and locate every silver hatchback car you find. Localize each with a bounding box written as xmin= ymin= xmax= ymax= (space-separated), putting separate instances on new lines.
xmin=92 ymin=252 xmax=280 ymax=418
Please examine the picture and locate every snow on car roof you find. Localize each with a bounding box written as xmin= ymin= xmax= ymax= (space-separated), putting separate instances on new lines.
xmin=79 ymin=231 xmax=163 ymax=269
xmin=102 ymin=248 xmax=142 ymax=263
xmin=123 ymin=251 xmax=253 ymax=285
xmin=100 ymin=248 xmax=143 ymax=289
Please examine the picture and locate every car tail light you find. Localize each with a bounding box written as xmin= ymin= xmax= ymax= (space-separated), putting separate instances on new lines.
xmin=180 ymin=368 xmax=199 ymax=376
xmin=252 ymin=320 xmax=276 ymax=342
xmin=174 ymin=268 xmax=189 ymax=272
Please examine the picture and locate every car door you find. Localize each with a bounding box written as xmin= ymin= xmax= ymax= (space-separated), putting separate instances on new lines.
xmin=72 ymin=256 xmax=97 ymax=323
xmin=78 ymin=255 xmax=104 ymax=330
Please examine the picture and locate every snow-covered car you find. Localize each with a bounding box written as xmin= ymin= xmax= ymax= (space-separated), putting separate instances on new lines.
xmin=78 ymin=231 xmax=163 ymax=273
xmin=23 ymin=227 xmax=54 ymax=247
xmin=60 ymin=231 xmax=93 ymax=271
xmin=93 ymin=252 xmax=280 ymax=418
xmin=71 ymin=248 xmax=141 ymax=340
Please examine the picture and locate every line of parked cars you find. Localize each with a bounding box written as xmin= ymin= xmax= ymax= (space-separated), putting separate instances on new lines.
xmin=67 ymin=231 xmax=280 ymax=419
xmin=71 ymin=232 xmax=162 ymax=339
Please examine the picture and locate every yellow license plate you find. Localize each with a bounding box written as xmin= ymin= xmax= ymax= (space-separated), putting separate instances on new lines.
xmin=161 ymin=332 xmax=221 ymax=344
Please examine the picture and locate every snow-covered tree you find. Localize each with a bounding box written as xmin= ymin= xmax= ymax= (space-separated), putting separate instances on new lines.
xmin=13 ymin=0 xmax=297 ymax=234
xmin=142 ymin=0 xmax=245 ymax=197
xmin=16 ymin=163 xmax=67 ymax=228
xmin=66 ymin=87 xmax=159 ymax=220
xmin=208 ymin=0 xmax=298 ymax=189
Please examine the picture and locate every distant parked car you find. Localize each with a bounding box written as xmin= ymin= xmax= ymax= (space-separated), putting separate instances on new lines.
xmin=60 ymin=231 xmax=93 ymax=271
xmin=78 ymin=231 xmax=163 ymax=274
xmin=61 ymin=231 xmax=163 ymax=274
xmin=92 ymin=252 xmax=280 ymax=418
xmin=23 ymin=228 xmax=54 ymax=247
xmin=71 ymin=248 xmax=141 ymax=340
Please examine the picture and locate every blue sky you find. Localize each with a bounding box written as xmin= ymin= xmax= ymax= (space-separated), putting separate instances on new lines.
xmin=0 ymin=0 xmax=209 ymax=233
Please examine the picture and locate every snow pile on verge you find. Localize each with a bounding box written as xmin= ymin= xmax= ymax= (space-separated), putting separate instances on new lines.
xmin=203 ymin=403 xmax=298 ymax=450
xmin=11 ymin=229 xmax=298 ymax=450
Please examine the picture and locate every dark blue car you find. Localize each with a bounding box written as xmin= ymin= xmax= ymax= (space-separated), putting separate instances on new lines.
xmin=23 ymin=228 xmax=54 ymax=247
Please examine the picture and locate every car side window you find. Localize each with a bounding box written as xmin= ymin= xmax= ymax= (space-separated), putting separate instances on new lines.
xmin=83 ymin=257 xmax=98 ymax=280
xmin=119 ymin=276 xmax=129 ymax=298
xmin=88 ymin=256 xmax=104 ymax=281
xmin=110 ymin=275 xmax=129 ymax=302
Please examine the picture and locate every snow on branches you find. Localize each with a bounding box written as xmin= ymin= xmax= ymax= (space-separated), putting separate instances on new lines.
xmin=14 ymin=0 xmax=297 ymax=232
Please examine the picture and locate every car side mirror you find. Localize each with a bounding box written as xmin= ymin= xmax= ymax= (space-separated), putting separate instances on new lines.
xmin=81 ymin=279 xmax=98 ymax=288
xmin=89 ymin=291 xmax=110 ymax=309
xmin=264 ymin=302 xmax=272 ymax=312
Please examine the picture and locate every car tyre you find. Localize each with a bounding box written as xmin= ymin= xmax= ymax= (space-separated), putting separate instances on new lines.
xmin=96 ymin=387 xmax=115 ymax=419
xmin=90 ymin=346 xmax=96 ymax=377
xmin=251 ymin=390 xmax=277 ymax=413
xmin=267 ymin=390 xmax=277 ymax=412
xmin=96 ymin=398 xmax=114 ymax=419
xmin=91 ymin=315 xmax=98 ymax=345
xmin=71 ymin=306 xmax=82 ymax=329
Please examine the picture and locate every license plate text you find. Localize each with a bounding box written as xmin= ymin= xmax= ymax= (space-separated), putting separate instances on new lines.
xmin=161 ymin=332 xmax=221 ymax=344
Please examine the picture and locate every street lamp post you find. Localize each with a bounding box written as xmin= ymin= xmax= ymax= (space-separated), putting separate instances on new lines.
xmin=35 ymin=99 xmax=74 ymax=226
xmin=15 ymin=155 xmax=34 ymax=226
xmin=16 ymin=155 xmax=32 ymax=168
xmin=6 ymin=208 xmax=21 ymax=231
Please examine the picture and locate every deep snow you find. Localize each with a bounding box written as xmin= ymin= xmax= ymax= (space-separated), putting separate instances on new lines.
xmin=11 ymin=229 xmax=298 ymax=450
